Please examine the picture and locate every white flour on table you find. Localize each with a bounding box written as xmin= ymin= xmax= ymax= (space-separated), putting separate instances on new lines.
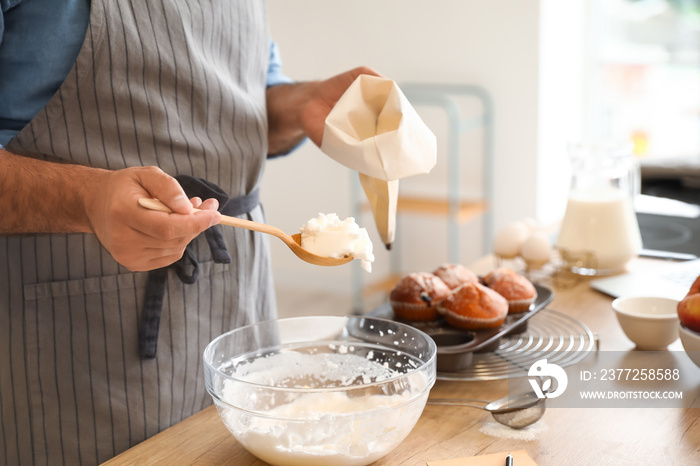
xmin=479 ymin=420 xmax=548 ymax=441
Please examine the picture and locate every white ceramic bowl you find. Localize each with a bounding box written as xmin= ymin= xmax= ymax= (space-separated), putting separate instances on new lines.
xmin=203 ymin=316 xmax=437 ymax=466
xmin=679 ymin=323 xmax=700 ymax=368
xmin=612 ymin=296 xmax=680 ymax=350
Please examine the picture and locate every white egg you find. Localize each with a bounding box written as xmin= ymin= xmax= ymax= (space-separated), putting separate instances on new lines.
xmin=521 ymin=233 xmax=552 ymax=268
xmin=493 ymin=221 xmax=529 ymax=258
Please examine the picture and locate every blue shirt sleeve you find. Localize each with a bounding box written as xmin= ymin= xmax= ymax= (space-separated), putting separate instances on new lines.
xmin=266 ymin=39 xmax=293 ymax=88
xmin=0 ymin=0 xmax=90 ymax=147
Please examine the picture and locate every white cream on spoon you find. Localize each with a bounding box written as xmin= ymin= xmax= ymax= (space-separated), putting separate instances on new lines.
xmin=300 ymin=213 xmax=375 ymax=273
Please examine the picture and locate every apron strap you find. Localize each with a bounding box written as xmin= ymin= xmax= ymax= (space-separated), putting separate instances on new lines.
xmin=139 ymin=176 xmax=260 ymax=359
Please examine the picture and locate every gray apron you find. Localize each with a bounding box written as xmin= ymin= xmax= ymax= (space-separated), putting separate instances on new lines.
xmin=0 ymin=1 xmax=276 ymax=464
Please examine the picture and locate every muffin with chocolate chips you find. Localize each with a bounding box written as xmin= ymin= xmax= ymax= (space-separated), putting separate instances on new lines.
xmin=390 ymin=272 xmax=452 ymax=321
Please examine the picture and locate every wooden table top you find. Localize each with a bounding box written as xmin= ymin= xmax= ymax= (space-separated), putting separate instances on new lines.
xmin=103 ymin=257 xmax=700 ymax=466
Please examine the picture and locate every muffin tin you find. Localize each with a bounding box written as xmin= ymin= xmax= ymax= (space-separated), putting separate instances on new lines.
xmin=370 ymin=284 xmax=553 ymax=372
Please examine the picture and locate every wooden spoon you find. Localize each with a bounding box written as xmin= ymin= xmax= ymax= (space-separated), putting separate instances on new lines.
xmin=138 ymin=198 xmax=353 ymax=267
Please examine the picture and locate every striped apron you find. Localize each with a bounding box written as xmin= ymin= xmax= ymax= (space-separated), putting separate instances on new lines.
xmin=0 ymin=1 xmax=276 ymax=464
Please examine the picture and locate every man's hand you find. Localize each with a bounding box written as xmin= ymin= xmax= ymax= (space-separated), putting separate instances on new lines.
xmin=83 ymin=166 xmax=221 ymax=271
xmin=266 ymin=66 xmax=381 ymax=155
xmin=0 ymin=149 xmax=220 ymax=271
xmin=298 ymin=66 xmax=381 ymax=147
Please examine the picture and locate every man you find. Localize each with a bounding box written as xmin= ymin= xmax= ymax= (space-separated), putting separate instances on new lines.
xmin=0 ymin=1 xmax=376 ymax=464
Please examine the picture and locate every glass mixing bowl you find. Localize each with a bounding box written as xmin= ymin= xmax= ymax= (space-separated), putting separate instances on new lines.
xmin=203 ymin=315 xmax=437 ymax=466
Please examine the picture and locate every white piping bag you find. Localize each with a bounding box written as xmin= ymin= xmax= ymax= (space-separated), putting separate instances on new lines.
xmin=321 ymin=75 xmax=437 ymax=249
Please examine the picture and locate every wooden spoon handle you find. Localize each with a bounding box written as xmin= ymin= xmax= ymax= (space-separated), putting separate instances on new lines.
xmin=137 ymin=198 xmax=286 ymax=238
xmin=217 ymin=214 xmax=286 ymax=238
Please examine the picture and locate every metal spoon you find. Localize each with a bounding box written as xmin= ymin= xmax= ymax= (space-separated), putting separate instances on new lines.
xmin=138 ymin=198 xmax=353 ymax=267
xmin=428 ymin=391 xmax=545 ymax=429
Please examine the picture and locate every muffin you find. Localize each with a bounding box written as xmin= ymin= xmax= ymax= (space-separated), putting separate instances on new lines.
xmin=390 ymin=272 xmax=452 ymax=321
xmin=482 ymin=268 xmax=537 ymax=313
xmin=436 ymin=282 xmax=508 ymax=329
xmin=432 ymin=263 xmax=479 ymax=290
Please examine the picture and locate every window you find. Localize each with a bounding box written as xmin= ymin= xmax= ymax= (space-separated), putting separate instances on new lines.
xmin=589 ymin=0 xmax=700 ymax=161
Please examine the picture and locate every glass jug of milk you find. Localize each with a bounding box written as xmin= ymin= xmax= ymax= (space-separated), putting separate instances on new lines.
xmin=557 ymin=142 xmax=642 ymax=276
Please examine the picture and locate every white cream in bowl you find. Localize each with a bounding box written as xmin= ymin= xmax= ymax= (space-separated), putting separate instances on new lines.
xmin=218 ymin=349 xmax=430 ymax=466
xmin=204 ymin=316 xmax=437 ymax=466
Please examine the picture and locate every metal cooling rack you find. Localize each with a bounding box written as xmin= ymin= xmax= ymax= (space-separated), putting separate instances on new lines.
xmin=437 ymin=308 xmax=596 ymax=381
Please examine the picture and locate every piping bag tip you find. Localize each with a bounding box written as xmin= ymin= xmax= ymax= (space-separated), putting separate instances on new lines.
xmin=358 ymin=174 xmax=398 ymax=254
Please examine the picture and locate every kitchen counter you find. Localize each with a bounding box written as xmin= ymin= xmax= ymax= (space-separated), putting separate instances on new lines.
xmin=103 ymin=257 xmax=700 ymax=465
